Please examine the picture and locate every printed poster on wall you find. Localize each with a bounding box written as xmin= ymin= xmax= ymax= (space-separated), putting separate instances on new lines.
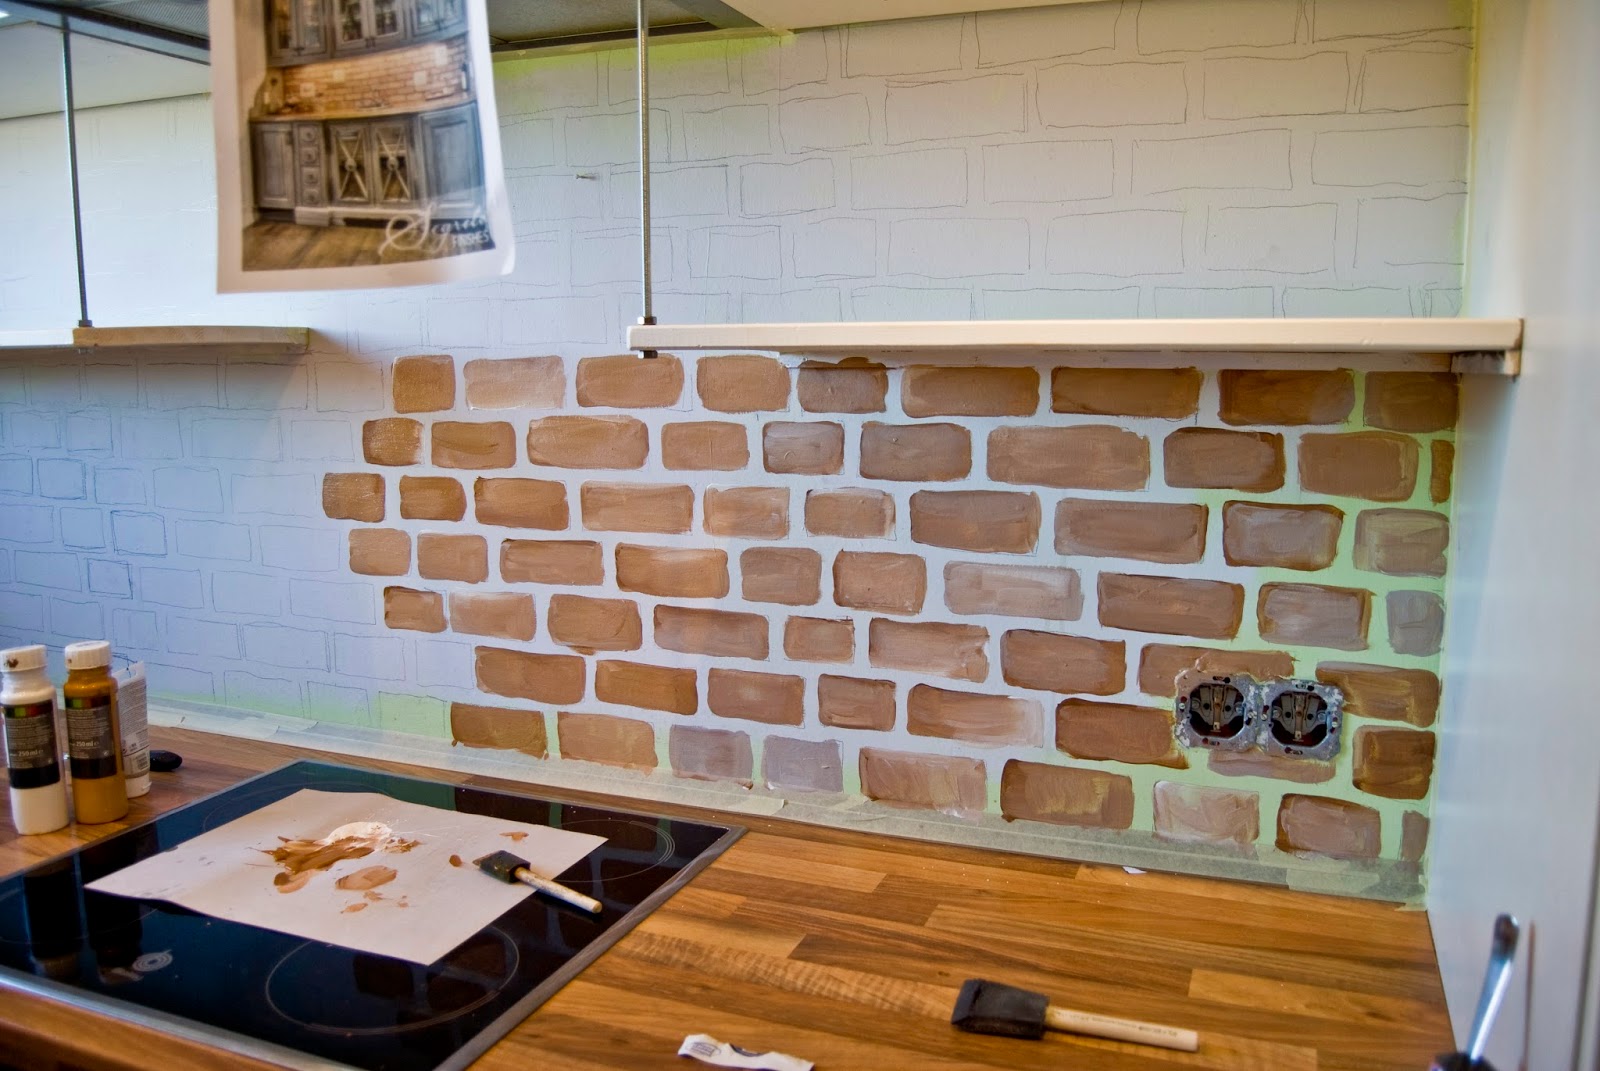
xmin=210 ymin=0 xmax=513 ymax=291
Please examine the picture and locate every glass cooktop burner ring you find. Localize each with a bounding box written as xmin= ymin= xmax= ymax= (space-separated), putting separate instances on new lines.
xmin=554 ymin=818 xmax=674 ymax=885
xmin=264 ymin=926 xmax=521 ymax=1036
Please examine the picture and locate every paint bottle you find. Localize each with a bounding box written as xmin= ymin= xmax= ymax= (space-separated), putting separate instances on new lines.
xmin=62 ymin=641 xmax=128 ymax=825
xmin=1 ymin=645 xmax=70 ymax=835
xmin=114 ymin=662 xmax=151 ymax=798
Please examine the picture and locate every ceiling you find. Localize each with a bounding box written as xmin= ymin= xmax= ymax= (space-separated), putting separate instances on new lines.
xmin=0 ymin=20 xmax=210 ymax=120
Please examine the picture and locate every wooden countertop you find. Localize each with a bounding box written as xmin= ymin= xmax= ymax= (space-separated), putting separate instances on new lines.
xmin=0 ymin=727 xmax=1452 ymax=1071
xmin=251 ymin=96 xmax=472 ymax=122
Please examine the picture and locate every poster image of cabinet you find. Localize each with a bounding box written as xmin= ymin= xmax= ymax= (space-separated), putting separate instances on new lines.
xmin=211 ymin=0 xmax=513 ymax=290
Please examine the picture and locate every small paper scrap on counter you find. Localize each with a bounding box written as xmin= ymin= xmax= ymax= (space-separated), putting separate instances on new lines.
xmin=678 ymin=1034 xmax=813 ymax=1071
xmin=88 ymin=789 xmax=604 ymax=965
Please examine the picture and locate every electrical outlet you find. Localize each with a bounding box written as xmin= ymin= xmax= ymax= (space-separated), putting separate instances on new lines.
xmin=1173 ymin=670 xmax=1260 ymax=751
xmin=1260 ymin=678 xmax=1343 ymax=761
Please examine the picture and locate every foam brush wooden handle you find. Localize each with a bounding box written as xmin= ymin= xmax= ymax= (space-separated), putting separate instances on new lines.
xmin=1043 ymin=1005 xmax=1199 ymax=1052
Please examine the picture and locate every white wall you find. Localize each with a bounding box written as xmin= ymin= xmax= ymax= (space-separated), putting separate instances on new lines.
xmin=1429 ymin=0 xmax=1600 ymax=1065
xmin=0 ymin=0 xmax=1474 ymax=335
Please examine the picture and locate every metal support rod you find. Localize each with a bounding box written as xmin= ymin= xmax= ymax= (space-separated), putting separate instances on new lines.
xmin=60 ymin=25 xmax=92 ymax=328
xmin=635 ymin=0 xmax=657 ymax=356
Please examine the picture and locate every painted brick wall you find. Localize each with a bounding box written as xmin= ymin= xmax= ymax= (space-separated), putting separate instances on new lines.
xmin=0 ymin=0 xmax=1470 ymax=889
xmin=277 ymin=38 xmax=471 ymax=114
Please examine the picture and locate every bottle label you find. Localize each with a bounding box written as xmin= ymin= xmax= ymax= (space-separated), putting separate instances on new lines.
xmin=3 ymin=699 xmax=63 ymax=789
xmin=117 ymin=670 xmax=150 ymax=779
xmin=64 ymin=696 xmax=119 ymax=780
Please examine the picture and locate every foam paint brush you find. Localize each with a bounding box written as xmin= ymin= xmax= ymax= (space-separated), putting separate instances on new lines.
xmin=951 ymin=978 xmax=1199 ymax=1052
xmin=476 ymin=849 xmax=602 ymax=914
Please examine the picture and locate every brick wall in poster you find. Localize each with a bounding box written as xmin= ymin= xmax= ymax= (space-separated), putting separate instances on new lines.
xmin=0 ymin=0 xmax=1472 ymax=883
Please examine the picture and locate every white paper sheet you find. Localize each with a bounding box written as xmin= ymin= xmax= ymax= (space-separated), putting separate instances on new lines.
xmin=88 ymin=789 xmax=604 ymax=965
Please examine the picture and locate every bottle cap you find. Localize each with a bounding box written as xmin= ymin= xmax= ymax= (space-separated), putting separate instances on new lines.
xmin=64 ymin=640 xmax=112 ymax=671
xmin=0 ymin=645 xmax=46 ymax=673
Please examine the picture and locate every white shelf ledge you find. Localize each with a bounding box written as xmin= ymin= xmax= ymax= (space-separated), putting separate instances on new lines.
xmin=628 ymin=317 xmax=1523 ymax=373
xmin=0 ymin=325 xmax=311 ymax=358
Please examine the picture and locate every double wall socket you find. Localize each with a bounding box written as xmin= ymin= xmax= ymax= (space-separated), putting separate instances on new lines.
xmin=1174 ymin=671 xmax=1343 ymax=761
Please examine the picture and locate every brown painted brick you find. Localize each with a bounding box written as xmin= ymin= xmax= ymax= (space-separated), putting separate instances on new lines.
xmin=910 ymin=490 xmax=1041 ymax=553
xmin=581 ymin=483 xmax=694 ymax=534
xmin=944 ymin=563 xmax=1082 ymax=621
xmin=1365 ymin=371 xmax=1458 ymax=432
xmin=1219 ymin=369 xmax=1354 ymax=426
xmin=764 ymin=737 xmax=845 ymax=793
xmin=595 ymin=660 xmax=698 ymax=714
xmin=818 ymin=675 xmax=894 ymax=730
xmin=860 ymin=748 xmax=986 ymax=814
xmin=1222 ymin=501 xmax=1342 ymax=570
xmin=464 ymin=355 xmax=565 ymax=410
xmin=1387 ymin=590 xmax=1445 ymax=656
xmin=1164 ymin=428 xmax=1285 ymax=492
xmin=1209 ymin=750 xmax=1336 ymax=784
xmin=557 ymin=710 xmax=655 ymax=770
xmin=417 ymin=533 xmax=488 ymax=583
xmin=323 ymin=473 xmax=385 ymax=522
xmin=616 ymin=545 xmax=729 ymax=598
xmin=834 ymin=551 xmax=926 ymax=615
xmin=475 ymin=646 xmax=585 ymax=704
xmin=547 ymin=594 xmax=642 ymax=652
xmin=1137 ymin=644 xmax=1296 ymax=698
xmin=399 ymin=476 xmax=466 ymax=521
xmin=670 ymin=725 xmax=754 ymax=786
xmin=1055 ymin=499 xmax=1206 ymax=564
xmin=798 ymin=358 xmax=887 ymax=414
xmin=1299 ymin=432 xmax=1419 ymax=502
xmin=1353 ymin=509 xmax=1449 ymax=576
xmin=363 ymin=418 xmax=423 ymax=466
xmin=1153 ymin=782 xmax=1259 ymax=847
xmin=577 ymin=353 xmax=683 ymax=408
xmin=432 ymin=421 xmax=517 ymax=469
xmin=741 ymin=547 xmax=822 ymax=606
xmin=1353 ymin=726 xmax=1436 ymax=800
xmin=393 ymin=354 xmax=454 ymax=413
xmin=1258 ymin=583 xmax=1370 ymax=650
xmin=655 ymin=606 xmax=769 ymax=659
xmin=1057 ymin=698 xmax=1186 ymax=768
xmin=1315 ymin=662 xmax=1440 ymax=727
xmin=1276 ymin=795 xmax=1381 ymax=859
xmin=501 ymin=539 xmax=603 ymax=585
xmin=527 ymin=415 xmax=648 ymax=470
xmin=869 ymin=619 xmax=989 ymax=683
xmin=785 ymin=617 xmax=855 ymax=664
xmin=1001 ymin=760 xmax=1133 ymax=829
xmin=707 ymin=668 xmax=805 ymax=726
xmin=805 ymin=489 xmax=894 ymax=538
xmin=349 ymin=528 xmax=409 ymax=576
xmin=909 ymin=684 xmax=1041 ymax=746
xmin=1051 ymin=367 xmax=1202 ymax=418
xmin=697 ymin=354 xmax=789 ymax=412
xmin=763 ymin=422 xmax=844 ymax=475
xmin=859 ymin=422 xmax=971 ymax=482
xmin=902 ymin=366 xmax=1039 ymax=417
xmin=1401 ymin=811 xmax=1429 ymax=863
xmin=989 ymin=426 xmax=1149 ymax=490
xmin=662 ymin=422 xmax=748 ymax=471
xmin=1431 ymin=440 xmax=1454 ymax=503
xmin=450 ymin=702 xmax=546 ymax=758
xmin=1098 ymin=574 xmax=1245 ymax=639
xmin=704 ymin=487 xmax=788 ymax=539
xmin=383 ymin=586 xmax=445 ymax=633
xmin=474 ymin=477 xmax=568 ymax=530
xmin=1002 ymin=631 xmax=1124 ymax=695
xmin=448 ymin=591 xmax=535 ymax=641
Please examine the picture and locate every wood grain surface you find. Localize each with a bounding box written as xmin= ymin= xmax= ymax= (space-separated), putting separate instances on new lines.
xmin=0 ymin=727 xmax=1451 ymax=1071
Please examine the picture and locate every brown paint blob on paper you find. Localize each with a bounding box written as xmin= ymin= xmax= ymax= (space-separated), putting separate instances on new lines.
xmin=449 ymin=855 xmax=463 ymax=867
xmin=342 ymin=902 xmax=368 ymax=914
xmin=335 ymin=866 xmax=397 ymax=892
xmin=501 ymin=831 xmax=529 ymax=842
xmin=275 ymin=872 xmax=313 ymax=894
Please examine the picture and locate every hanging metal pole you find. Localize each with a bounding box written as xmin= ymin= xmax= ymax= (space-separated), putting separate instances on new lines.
xmin=635 ymin=0 xmax=656 ymax=357
xmin=60 ymin=24 xmax=92 ymax=328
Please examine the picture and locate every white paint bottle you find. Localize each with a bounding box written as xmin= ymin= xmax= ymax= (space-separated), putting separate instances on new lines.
xmin=114 ymin=662 xmax=150 ymax=798
xmin=1 ymin=645 xmax=70 ymax=835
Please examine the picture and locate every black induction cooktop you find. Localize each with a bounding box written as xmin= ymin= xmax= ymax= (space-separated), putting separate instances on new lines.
xmin=0 ymin=760 xmax=742 ymax=1071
